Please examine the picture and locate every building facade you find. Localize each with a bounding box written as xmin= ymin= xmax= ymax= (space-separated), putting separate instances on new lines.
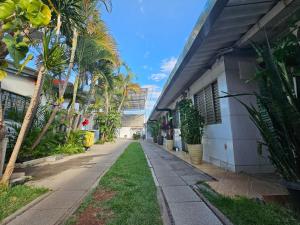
xmin=148 ymin=0 xmax=300 ymax=173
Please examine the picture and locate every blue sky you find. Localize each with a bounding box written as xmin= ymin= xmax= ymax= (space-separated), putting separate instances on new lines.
xmin=101 ymin=0 xmax=207 ymax=118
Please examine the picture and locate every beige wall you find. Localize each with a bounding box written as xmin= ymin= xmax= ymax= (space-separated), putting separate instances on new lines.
xmin=2 ymin=74 xmax=36 ymax=97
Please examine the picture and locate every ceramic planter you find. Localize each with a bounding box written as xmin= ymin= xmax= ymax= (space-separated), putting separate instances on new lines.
xmin=166 ymin=139 xmax=174 ymax=151
xmin=283 ymin=180 xmax=300 ymax=210
xmin=187 ymin=144 xmax=203 ymax=165
xmin=153 ymin=136 xmax=157 ymax=143
xmin=157 ymin=136 xmax=164 ymax=145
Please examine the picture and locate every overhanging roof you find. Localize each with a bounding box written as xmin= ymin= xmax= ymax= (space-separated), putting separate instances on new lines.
xmin=149 ymin=0 xmax=300 ymax=120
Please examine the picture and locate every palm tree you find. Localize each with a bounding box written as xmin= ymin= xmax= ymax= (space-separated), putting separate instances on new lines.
xmin=31 ymin=0 xmax=95 ymax=149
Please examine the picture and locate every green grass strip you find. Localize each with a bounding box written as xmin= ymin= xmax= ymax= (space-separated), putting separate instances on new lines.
xmin=0 ymin=185 xmax=48 ymax=222
xmin=201 ymin=187 xmax=300 ymax=225
xmin=68 ymin=142 xmax=162 ymax=225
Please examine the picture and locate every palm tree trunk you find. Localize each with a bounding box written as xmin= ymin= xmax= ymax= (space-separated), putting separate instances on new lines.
xmin=117 ymin=87 xmax=127 ymax=112
xmin=31 ymin=28 xmax=79 ymax=149
xmin=67 ymin=74 xmax=80 ymax=135
xmin=0 ymin=66 xmax=45 ymax=186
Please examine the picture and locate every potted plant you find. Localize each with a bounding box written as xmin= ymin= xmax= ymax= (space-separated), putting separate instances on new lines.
xmin=157 ymin=117 xmax=164 ymax=145
xmin=148 ymin=121 xmax=158 ymax=143
xmin=165 ymin=113 xmax=174 ymax=151
xmin=179 ymin=99 xmax=204 ymax=164
xmin=165 ymin=130 xmax=173 ymax=151
xmin=228 ymin=28 xmax=300 ymax=209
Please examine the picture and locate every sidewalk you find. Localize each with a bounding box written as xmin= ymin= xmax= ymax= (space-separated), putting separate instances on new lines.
xmin=141 ymin=141 xmax=223 ymax=225
xmin=169 ymin=149 xmax=287 ymax=199
xmin=5 ymin=140 xmax=131 ymax=225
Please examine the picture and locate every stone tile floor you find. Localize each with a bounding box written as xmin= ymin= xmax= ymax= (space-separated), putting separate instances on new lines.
xmin=166 ymin=146 xmax=288 ymax=198
xmin=141 ymin=141 xmax=223 ymax=225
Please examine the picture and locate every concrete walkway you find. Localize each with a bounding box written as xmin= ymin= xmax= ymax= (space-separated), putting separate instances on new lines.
xmin=6 ymin=140 xmax=131 ymax=225
xmin=141 ymin=141 xmax=223 ymax=225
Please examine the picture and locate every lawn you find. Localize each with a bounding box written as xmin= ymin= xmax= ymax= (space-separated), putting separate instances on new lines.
xmin=0 ymin=185 xmax=48 ymax=222
xmin=66 ymin=142 xmax=162 ymax=225
xmin=199 ymin=185 xmax=300 ymax=225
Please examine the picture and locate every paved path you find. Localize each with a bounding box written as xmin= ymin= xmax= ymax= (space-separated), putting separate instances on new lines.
xmin=141 ymin=141 xmax=223 ymax=225
xmin=7 ymin=140 xmax=131 ymax=225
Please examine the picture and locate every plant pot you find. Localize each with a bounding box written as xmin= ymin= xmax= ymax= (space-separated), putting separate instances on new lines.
xmin=187 ymin=144 xmax=203 ymax=165
xmin=157 ymin=136 xmax=163 ymax=145
xmin=153 ymin=136 xmax=157 ymax=143
xmin=283 ymin=180 xmax=300 ymax=210
xmin=166 ymin=139 xmax=173 ymax=151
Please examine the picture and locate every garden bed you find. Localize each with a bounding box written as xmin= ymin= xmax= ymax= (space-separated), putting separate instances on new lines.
xmin=196 ymin=183 xmax=300 ymax=225
xmin=0 ymin=185 xmax=48 ymax=222
xmin=66 ymin=142 xmax=162 ymax=225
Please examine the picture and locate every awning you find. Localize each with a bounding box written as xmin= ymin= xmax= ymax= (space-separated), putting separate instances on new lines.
xmin=149 ymin=0 xmax=300 ymax=120
xmin=123 ymin=88 xmax=148 ymax=111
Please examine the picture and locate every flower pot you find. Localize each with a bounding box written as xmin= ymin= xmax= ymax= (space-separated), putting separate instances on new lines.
xmin=283 ymin=180 xmax=300 ymax=210
xmin=187 ymin=144 xmax=203 ymax=165
xmin=166 ymin=139 xmax=173 ymax=151
xmin=157 ymin=136 xmax=164 ymax=145
xmin=153 ymin=136 xmax=157 ymax=143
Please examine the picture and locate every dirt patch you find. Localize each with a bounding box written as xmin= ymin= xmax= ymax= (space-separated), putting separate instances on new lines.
xmin=93 ymin=189 xmax=115 ymax=202
xmin=75 ymin=189 xmax=115 ymax=225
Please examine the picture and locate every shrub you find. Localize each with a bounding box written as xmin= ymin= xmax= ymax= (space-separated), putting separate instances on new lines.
xmin=133 ymin=133 xmax=141 ymax=140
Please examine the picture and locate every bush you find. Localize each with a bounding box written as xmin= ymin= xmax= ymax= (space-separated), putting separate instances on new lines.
xmin=54 ymin=130 xmax=86 ymax=155
xmin=133 ymin=133 xmax=141 ymax=140
xmin=55 ymin=143 xmax=85 ymax=155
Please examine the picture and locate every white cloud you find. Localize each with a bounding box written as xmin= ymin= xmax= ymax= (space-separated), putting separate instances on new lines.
xmin=148 ymin=57 xmax=177 ymax=82
xmin=161 ymin=57 xmax=177 ymax=74
xmin=144 ymin=51 xmax=150 ymax=58
xmin=140 ymin=6 xmax=144 ymax=13
xmin=142 ymin=85 xmax=162 ymax=115
xmin=136 ymin=32 xmax=145 ymax=40
xmin=138 ymin=0 xmax=145 ymax=14
xmin=149 ymin=73 xmax=168 ymax=82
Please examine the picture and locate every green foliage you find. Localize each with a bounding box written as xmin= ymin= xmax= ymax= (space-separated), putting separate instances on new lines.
xmin=42 ymin=31 xmax=67 ymax=74
xmin=18 ymin=129 xmax=67 ymax=161
xmin=97 ymin=111 xmax=121 ymax=142
xmin=228 ymin=27 xmax=300 ymax=182
xmin=67 ymin=143 xmax=162 ymax=225
xmin=54 ymin=130 xmax=85 ymax=155
xmin=0 ymin=0 xmax=51 ymax=77
xmin=178 ymin=99 xmax=204 ymax=144
xmin=0 ymin=185 xmax=48 ymax=222
xmin=148 ymin=121 xmax=159 ymax=138
xmin=200 ymin=185 xmax=300 ymax=225
xmin=133 ymin=133 xmax=141 ymax=140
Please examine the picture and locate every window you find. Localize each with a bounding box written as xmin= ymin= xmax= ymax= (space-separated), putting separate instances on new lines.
xmin=194 ymin=81 xmax=221 ymax=124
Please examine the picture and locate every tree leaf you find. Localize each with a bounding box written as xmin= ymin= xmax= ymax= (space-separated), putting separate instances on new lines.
xmin=0 ymin=0 xmax=15 ymax=20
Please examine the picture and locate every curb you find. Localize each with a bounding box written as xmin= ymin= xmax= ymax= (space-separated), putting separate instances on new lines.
xmin=0 ymin=191 xmax=53 ymax=225
xmin=192 ymin=185 xmax=234 ymax=225
xmin=15 ymin=155 xmax=65 ymax=168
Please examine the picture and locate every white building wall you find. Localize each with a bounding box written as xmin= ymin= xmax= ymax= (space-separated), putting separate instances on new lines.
xmin=224 ymin=54 xmax=273 ymax=173
xmin=2 ymin=74 xmax=35 ymax=97
xmin=119 ymin=127 xmax=143 ymax=139
xmin=187 ymin=59 xmax=236 ymax=171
